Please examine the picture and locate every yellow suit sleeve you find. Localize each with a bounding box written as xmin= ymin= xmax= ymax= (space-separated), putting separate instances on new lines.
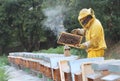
xmin=89 ymin=22 xmax=102 ymax=48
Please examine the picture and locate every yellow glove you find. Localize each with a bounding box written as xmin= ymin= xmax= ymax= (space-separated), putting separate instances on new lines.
xmin=79 ymin=44 xmax=87 ymax=49
xmin=75 ymin=44 xmax=86 ymax=49
xmin=75 ymin=41 xmax=90 ymax=49
xmin=74 ymin=44 xmax=85 ymax=49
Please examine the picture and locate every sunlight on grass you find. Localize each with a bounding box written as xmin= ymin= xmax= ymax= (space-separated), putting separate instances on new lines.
xmin=0 ymin=55 xmax=8 ymax=67
xmin=0 ymin=67 xmax=8 ymax=81
xmin=0 ymin=55 xmax=8 ymax=81
xmin=34 ymin=46 xmax=87 ymax=58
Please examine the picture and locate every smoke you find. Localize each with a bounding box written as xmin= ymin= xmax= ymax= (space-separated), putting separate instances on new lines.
xmin=43 ymin=5 xmax=68 ymax=37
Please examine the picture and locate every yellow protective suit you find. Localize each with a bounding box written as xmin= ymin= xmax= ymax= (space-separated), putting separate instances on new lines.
xmin=78 ymin=8 xmax=107 ymax=58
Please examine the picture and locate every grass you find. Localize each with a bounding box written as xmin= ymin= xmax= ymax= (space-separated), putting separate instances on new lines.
xmin=0 ymin=67 xmax=8 ymax=81
xmin=0 ymin=55 xmax=8 ymax=81
xmin=71 ymin=48 xmax=87 ymax=58
xmin=34 ymin=46 xmax=87 ymax=58
xmin=35 ymin=46 xmax=64 ymax=54
xmin=0 ymin=55 xmax=8 ymax=67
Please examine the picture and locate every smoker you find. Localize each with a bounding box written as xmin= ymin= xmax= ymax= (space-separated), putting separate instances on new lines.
xmin=64 ymin=45 xmax=71 ymax=56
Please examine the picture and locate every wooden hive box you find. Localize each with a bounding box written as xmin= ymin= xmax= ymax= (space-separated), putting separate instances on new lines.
xmin=57 ymin=32 xmax=82 ymax=47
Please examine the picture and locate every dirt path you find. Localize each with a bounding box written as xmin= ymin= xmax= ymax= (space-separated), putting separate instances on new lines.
xmin=5 ymin=66 xmax=43 ymax=81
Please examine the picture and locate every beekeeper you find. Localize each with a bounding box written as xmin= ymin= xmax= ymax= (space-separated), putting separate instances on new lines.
xmin=71 ymin=8 xmax=107 ymax=58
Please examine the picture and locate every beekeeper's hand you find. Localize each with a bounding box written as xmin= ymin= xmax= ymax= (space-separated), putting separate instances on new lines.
xmin=75 ymin=44 xmax=86 ymax=49
xmin=71 ymin=28 xmax=84 ymax=35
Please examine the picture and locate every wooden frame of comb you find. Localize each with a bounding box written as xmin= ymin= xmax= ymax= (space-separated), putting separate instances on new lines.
xmin=57 ymin=32 xmax=83 ymax=47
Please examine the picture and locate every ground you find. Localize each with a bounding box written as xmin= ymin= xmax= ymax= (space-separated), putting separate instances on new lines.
xmin=5 ymin=66 xmax=43 ymax=81
xmin=105 ymin=41 xmax=120 ymax=59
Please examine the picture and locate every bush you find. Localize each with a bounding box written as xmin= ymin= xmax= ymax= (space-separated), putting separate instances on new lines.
xmin=0 ymin=55 xmax=8 ymax=81
xmin=0 ymin=55 xmax=8 ymax=67
xmin=0 ymin=68 xmax=8 ymax=81
xmin=36 ymin=46 xmax=64 ymax=54
xmin=35 ymin=46 xmax=87 ymax=58
xmin=71 ymin=48 xmax=87 ymax=58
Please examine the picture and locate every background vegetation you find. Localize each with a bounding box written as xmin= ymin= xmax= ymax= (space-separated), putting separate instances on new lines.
xmin=0 ymin=0 xmax=120 ymax=57
xmin=0 ymin=56 xmax=8 ymax=81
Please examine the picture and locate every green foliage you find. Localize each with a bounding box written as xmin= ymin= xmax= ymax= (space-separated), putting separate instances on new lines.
xmin=0 ymin=0 xmax=46 ymax=53
xmin=0 ymin=68 xmax=8 ymax=81
xmin=0 ymin=56 xmax=8 ymax=81
xmin=90 ymin=0 xmax=120 ymax=42
xmin=38 ymin=46 xmax=64 ymax=54
xmin=106 ymin=52 xmax=120 ymax=59
xmin=71 ymin=48 xmax=87 ymax=58
xmin=36 ymin=46 xmax=87 ymax=58
xmin=0 ymin=56 xmax=8 ymax=67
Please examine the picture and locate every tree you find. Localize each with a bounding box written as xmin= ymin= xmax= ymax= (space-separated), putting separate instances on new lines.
xmin=0 ymin=0 xmax=13 ymax=54
xmin=90 ymin=0 xmax=120 ymax=43
xmin=0 ymin=0 xmax=45 ymax=52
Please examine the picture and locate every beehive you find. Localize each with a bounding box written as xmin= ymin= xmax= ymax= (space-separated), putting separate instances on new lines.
xmin=57 ymin=32 xmax=82 ymax=47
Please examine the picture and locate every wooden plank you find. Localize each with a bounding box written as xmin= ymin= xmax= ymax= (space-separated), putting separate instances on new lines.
xmin=64 ymin=72 xmax=72 ymax=81
xmin=53 ymin=68 xmax=61 ymax=81
xmin=59 ymin=60 xmax=71 ymax=81
xmin=87 ymin=78 xmax=102 ymax=81
xmin=46 ymin=67 xmax=52 ymax=78
xmin=74 ymin=73 xmax=82 ymax=81
xmin=81 ymin=63 xmax=95 ymax=81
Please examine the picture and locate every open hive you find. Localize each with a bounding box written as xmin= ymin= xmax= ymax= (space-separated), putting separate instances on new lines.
xmin=57 ymin=32 xmax=82 ymax=47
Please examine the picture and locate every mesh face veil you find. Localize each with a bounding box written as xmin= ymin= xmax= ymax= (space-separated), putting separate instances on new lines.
xmin=78 ymin=8 xmax=95 ymax=28
xmin=80 ymin=15 xmax=93 ymax=26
